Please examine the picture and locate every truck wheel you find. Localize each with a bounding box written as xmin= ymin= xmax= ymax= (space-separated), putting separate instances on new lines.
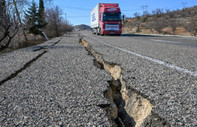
xmin=92 ymin=29 xmax=96 ymax=34
xmin=96 ymin=29 xmax=99 ymax=35
xmin=98 ymin=28 xmax=101 ymax=35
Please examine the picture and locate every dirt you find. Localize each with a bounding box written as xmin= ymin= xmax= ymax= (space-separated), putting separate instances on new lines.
xmin=122 ymin=26 xmax=192 ymax=36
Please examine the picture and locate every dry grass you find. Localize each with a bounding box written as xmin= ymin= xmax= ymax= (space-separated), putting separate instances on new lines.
xmin=0 ymin=38 xmax=46 ymax=55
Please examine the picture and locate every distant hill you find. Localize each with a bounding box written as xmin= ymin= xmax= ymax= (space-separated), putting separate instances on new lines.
xmin=74 ymin=24 xmax=91 ymax=30
xmin=123 ymin=6 xmax=197 ymax=36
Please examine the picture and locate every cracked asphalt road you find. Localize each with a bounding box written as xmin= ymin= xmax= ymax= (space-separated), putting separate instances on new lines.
xmin=0 ymin=33 xmax=111 ymax=126
xmin=0 ymin=31 xmax=196 ymax=126
xmin=81 ymin=31 xmax=197 ymax=127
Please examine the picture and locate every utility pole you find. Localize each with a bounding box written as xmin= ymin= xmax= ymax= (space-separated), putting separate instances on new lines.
xmin=141 ymin=5 xmax=148 ymax=16
xmin=182 ymin=2 xmax=187 ymax=9
xmin=142 ymin=5 xmax=148 ymax=12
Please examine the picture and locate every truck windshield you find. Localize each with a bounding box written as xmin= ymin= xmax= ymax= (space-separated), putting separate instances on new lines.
xmin=102 ymin=13 xmax=121 ymax=21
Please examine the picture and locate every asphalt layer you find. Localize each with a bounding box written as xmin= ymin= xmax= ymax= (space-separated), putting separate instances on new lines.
xmin=0 ymin=33 xmax=111 ymax=126
xmin=1 ymin=31 xmax=196 ymax=126
xmin=0 ymin=49 xmax=43 ymax=82
xmin=81 ymin=31 xmax=197 ymax=127
xmin=0 ymin=37 xmax=61 ymax=82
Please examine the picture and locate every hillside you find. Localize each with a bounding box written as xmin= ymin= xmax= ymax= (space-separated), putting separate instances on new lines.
xmin=123 ymin=6 xmax=197 ymax=36
xmin=74 ymin=24 xmax=91 ymax=31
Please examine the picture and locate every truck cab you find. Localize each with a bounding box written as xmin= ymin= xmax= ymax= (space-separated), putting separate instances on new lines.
xmin=91 ymin=3 xmax=122 ymax=35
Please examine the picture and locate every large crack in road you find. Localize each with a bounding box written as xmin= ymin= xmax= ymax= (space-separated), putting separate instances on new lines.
xmin=0 ymin=35 xmax=173 ymax=126
xmin=0 ymin=51 xmax=47 ymax=86
xmin=0 ymin=38 xmax=61 ymax=86
xmin=79 ymin=37 xmax=171 ymax=127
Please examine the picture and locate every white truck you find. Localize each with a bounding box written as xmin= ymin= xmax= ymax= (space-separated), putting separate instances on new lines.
xmin=90 ymin=3 xmax=122 ymax=35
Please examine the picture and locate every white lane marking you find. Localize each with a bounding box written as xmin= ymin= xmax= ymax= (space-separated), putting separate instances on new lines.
xmin=84 ymin=35 xmax=197 ymax=76
xmin=152 ymin=39 xmax=181 ymax=44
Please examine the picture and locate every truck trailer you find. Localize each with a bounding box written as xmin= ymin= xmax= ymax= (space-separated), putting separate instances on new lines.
xmin=90 ymin=3 xmax=122 ymax=35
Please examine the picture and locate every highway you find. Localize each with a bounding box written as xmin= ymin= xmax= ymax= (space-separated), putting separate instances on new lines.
xmin=83 ymin=31 xmax=197 ymax=74
xmin=0 ymin=31 xmax=196 ymax=126
xmin=0 ymin=34 xmax=111 ymax=126
xmin=81 ymin=31 xmax=197 ymax=127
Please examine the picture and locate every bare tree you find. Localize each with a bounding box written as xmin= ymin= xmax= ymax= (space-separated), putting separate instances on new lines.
xmin=0 ymin=1 xmax=19 ymax=50
xmin=45 ymin=6 xmax=62 ymax=36
xmin=148 ymin=17 xmax=167 ymax=34
xmin=0 ymin=0 xmax=8 ymax=45
xmin=134 ymin=12 xmax=140 ymax=20
xmin=186 ymin=17 xmax=197 ymax=36
xmin=168 ymin=19 xmax=179 ymax=34
xmin=0 ymin=0 xmax=55 ymax=51
xmin=133 ymin=20 xmax=141 ymax=33
xmin=0 ymin=0 xmax=6 ymax=18
xmin=45 ymin=6 xmax=72 ymax=37
xmin=152 ymin=9 xmax=164 ymax=18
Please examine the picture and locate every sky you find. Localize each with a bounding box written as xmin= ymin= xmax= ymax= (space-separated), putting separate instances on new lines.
xmin=40 ymin=0 xmax=197 ymax=26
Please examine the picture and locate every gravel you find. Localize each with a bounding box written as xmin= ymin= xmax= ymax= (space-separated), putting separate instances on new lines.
xmin=0 ymin=38 xmax=61 ymax=82
xmin=0 ymin=49 xmax=43 ymax=82
xmin=0 ymin=33 xmax=112 ymax=126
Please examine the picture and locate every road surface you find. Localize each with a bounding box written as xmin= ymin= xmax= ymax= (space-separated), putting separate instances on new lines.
xmin=81 ymin=31 xmax=197 ymax=127
xmin=0 ymin=31 xmax=196 ymax=127
xmin=0 ymin=34 xmax=111 ymax=126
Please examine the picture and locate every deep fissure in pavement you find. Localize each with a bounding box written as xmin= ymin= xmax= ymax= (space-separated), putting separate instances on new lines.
xmin=79 ymin=37 xmax=171 ymax=127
